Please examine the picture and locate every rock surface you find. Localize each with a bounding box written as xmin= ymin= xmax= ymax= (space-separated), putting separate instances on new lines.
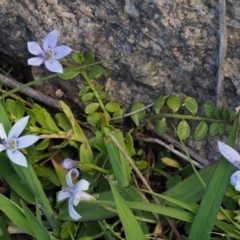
xmin=1 ymin=0 xmax=240 ymax=162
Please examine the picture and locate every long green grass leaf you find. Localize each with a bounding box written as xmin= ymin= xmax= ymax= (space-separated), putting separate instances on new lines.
xmin=188 ymin=113 xmax=239 ymax=239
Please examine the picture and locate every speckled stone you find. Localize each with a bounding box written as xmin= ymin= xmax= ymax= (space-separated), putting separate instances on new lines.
xmin=1 ymin=0 xmax=240 ymax=162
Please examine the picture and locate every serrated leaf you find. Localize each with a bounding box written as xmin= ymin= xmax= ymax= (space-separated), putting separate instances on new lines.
xmin=184 ymin=97 xmax=198 ymax=115
xmin=194 ymin=121 xmax=208 ymax=140
xmin=177 ymin=120 xmax=190 ymax=140
xmin=153 ymin=96 xmax=166 ymax=114
xmin=204 ymin=100 xmax=215 ymax=118
xmin=167 ymin=96 xmax=181 ymax=113
xmin=105 ymin=102 xmax=120 ymax=113
xmin=88 ymin=65 xmax=105 ymax=79
xmin=219 ymin=123 xmax=226 ymax=134
xmin=71 ymin=52 xmax=84 ymax=63
xmin=130 ymin=102 xmax=146 ymax=126
xmin=85 ymin=103 xmax=99 ymax=114
xmin=81 ymin=92 xmax=95 ymax=102
xmin=222 ymin=109 xmax=229 ymax=120
xmin=58 ymin=67 xmax=79 ymax=80
xmin=214 ymin=108 xmax=222 ymax=119
xmin=156 ymin=119 xmax=167 ymax=137
xmin=209 ymin=123 xmax=219 ymax=136
xmin=79 ymin=86 xmax=90 ymax=97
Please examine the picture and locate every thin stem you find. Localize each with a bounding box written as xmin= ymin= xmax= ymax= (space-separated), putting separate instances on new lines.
xmin=81 ymin=71 xmax=110 ymax=118
xmin=148 ymin=113 xmax=228 ymax=123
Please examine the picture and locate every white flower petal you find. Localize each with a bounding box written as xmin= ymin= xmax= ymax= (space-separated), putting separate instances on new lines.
xmin=0 ymin=124 xmax=7 ymax=139
xmin=76 ymin=191 xmax=93 ymax=201
xmin=74 ymin=179 xmax=90 ymax=192
xmin=68 ymin=200 xmax=82 ymax=221
xmin=17 ymin=135 xmax=39 ymax=149
xmin=0 ymin=144 xmax=6 ymax=152
xmin=27 ymin=42 xmax=43 ymax=55
xmin=43 ymin=30 xmax=58 ymax=51
xmin=57 ymin=189 xmax=72 ymax=202
xmin=8 ymin=116 xmax=29 ymax=140
xmin=44 ymin=60 xmax=63 ymax=73
xmin=54 ymin=46 xmax=72 ymax=59
xmin=66 ymin=168 xmax=79 ymax=188
xmin=28 ymin=57 xmax=44 ymax=66
xmin=230 ymin=171 xmax=238 ymax=187
xmin=218 ymin=141 xmax=240 ymax=169
xmin=6 ymin=150 xmax=28 ymax=167
xmin=235 ymin=179 xmax=240 ymax=192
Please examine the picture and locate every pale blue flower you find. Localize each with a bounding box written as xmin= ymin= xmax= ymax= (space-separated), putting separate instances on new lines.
xmin=57 ymin=168 xmax=93 ymax=221
xmin=0 ymin=116 xmax=39 ymax=167
xmin=27 ymin=30 xmax=72 ymax=73
xmin=218 ymin=141 xmax=240 ymax=191
xmin=62 ymin=158 xmax=77 ymax=170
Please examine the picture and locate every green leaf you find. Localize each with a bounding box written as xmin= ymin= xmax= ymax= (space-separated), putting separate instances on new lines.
xmin=188 ymin=113 xmax=239 ymax=240
xmin=79 ymin=86 xmax=90 ymax=97
xmin=219 ymin=123 xmax=226 ymax=134
xmin=87 ymin=113 xmax=101 ymax=127
xmin=85 ymin=52 xmax=94 ymax=65
xmin=35 ymin=138 xmax=49 ymax=150
xmin=222 ymin=109 xmax=229 ymax=120
xmin=58 ymin=67 xmax=79 ymax=80
xmin=79 ymin=142 xmax=95 ymax=174
xmin=203 ymin=100 xmax=215 ymax=118
xmin=214 ymin=108 xmax=222 ymax=119
xmin=167 ymin=96 xmax=181 ymax=113
xmin=85 ymin=103 xmax=99 ymax=114
xmin=88 ymin=65 xmax=105 ymax=79
xmin=184 ymin=97 xmax=198 ymax=115
xmin=0 ymin=216 xmax=11 ymax=240
xmin=21 ymin=200 xmax=51 ymax=240
xmin=153 ymin=96 xmax=166 ymax=114
xmin=194 ymin=121 xmax=208 ymax=140
xmin=125 ymin=132 xmax=135 ymax=156
xmin=99 ymin=91 xmax=109 ymax=100
xmin=109 ymin=181 xmax=145 ymax=240
xmin=71 ymin=52 xmax=84 ymax=63
xmin=81 ymin=92 xmax=95 ymax=102
xmin=112 ymin=108 xmax=124 ymax=124
xmin=156 ymin=119 xmax=167 ymax=137
xmin=166 ymin=175 xmax=182 ymax=189
xmin=130 ymin=102 xmax=146 ymax=126
xmin=105 ymin=102 xmax=120 ymax=113
xmin=15 ymin=99 xmax=25 ymax=119
xmin=0 ymin=194 xmax=34 ymax=237
xmin=177 ymin=120 xmax=190 ymax=140
xmin=209 ymin=123 xmax=219 ymax=136
xmin=35 ymin=167 xmax=60 ymax=186
xmin=230 ymin=111 xmax=237 ymax=121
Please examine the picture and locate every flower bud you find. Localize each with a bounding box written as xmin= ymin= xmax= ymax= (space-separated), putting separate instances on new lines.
xmin=62 ymin=158 xmax=77 ymax=170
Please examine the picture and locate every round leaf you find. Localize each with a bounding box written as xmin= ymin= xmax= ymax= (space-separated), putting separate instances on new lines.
xmin=177 ymin=120 xmax=190 ymax=140
xmin=203 ymin=100 xmax=215 ymax=118
xmin=112 ymin=109 xmax=124 ymax=124
xmin=71 ymin=52 xmax=84 ymax=63
xmin=99 ymin=91 xmax=109 ymax=100
xmin=156 ymin=119 xmax=167 ymax=137
xmin=81 ymin=92 xmax=95 ymax=102
xmin=222 ymin=109 xmax=229 ymax=120
xmin=194 ymin=121 xmax=208 ymax=140
xmin=59 ymin=67 xmax=79 ymax=80
xmin=130 ymin=102 xmax=146 ymax=126
xmin=153 ymin=96 xmax=166 ymax=114
xmin=230 ymin=111 xmax=237 ymax=121
xmin=88 ymin=65 xmax=105 ymax=79
xmin=85 ymin=103 xmax=99 ymax=114
xmin=214 ymin=108 xmax=222 ymax=119
xmin=219 ymin=123 xmax=226 ymax=134
xmin=209 ymin=123 xmax=219 ymax=136
xmin=87 ymin=113 xmax=101 ymax=127
xmin=105 ymin=102 xmax=120 ymax=113
xmin=184 ymin=97 xmax=198 ymax=115
xmin=167 ymin=96 xmax=181 ymax=113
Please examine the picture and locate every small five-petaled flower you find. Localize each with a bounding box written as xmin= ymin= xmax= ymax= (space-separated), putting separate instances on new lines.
xmin=218 ymin=141 xmax=240 ymax=191
xmin=27 ymin=30 xmax=72 ymax=73
xmin=0 ymin=116 xmax=39 ymax=167
xmin=57 ymin=168 xmax=93 ymax=220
